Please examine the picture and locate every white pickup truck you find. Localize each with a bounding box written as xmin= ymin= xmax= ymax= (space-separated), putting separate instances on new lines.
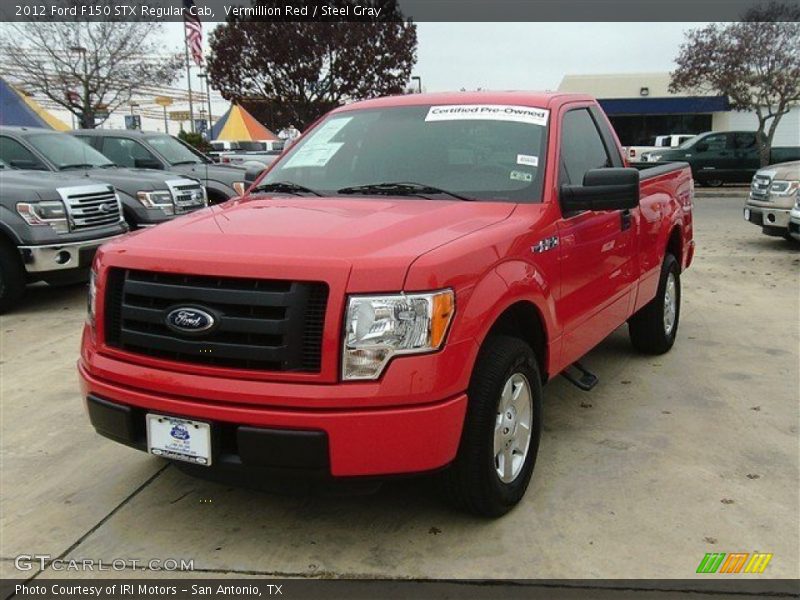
xmin=625 ymin=134 xmax=696 ymax=164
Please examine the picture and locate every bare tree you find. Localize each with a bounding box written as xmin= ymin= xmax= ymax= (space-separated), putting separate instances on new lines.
xmin=670 ymin=3 xmax=800 ymax=166
xmin=1 ymin=17 xmax=182 ymax=128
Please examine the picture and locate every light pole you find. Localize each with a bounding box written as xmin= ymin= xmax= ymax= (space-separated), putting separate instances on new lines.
xmin=197 ymin=72 xmax=213 ymax=137
xmin=411 ymin=75 xmax=422 ymax=94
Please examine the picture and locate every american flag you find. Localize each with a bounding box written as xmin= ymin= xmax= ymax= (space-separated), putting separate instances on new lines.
xmin=183 ymin=0 xmax=203 ymax=67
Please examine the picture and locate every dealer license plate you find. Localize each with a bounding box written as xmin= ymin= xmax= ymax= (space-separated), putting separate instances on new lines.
xmin=146 ymin=414 xmax=211 ymax=466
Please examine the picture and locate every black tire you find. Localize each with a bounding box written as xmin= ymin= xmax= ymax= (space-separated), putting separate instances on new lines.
xmin=0 ymin=241 xmax=26 ymax=314
xmin=703 ymin=178 xmax=724 ymax=188
xmin=628 ymin=253 xmax=681 ymax=355
xmin=442 ymin=335 xmax=543 ymax=517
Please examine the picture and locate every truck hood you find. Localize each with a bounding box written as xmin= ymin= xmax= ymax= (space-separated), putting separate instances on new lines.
xmin=757 ymin=160 xmax=800 ymax=179
xmin=100 ymin=195 xmax=516 ymax=291
xmin=75 ymin=167 xmax=197 ymax=192
xmin=0 ymin=169 xmax=110 ymax=201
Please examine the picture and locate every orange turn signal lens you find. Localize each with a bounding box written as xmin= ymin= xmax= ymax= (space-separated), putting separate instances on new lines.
xmin=430 ymin=290 xmax=455 ymax=348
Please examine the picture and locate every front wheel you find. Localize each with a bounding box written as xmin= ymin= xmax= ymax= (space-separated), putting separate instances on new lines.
xmin=0 ymin=242 xmax=26 ymax=314
xmin=701 ymin=178 xmax=724 ymax=188
xmin=442 ymin=335 xmax=543 ymax=517
xmin=628 ymin=253 xmax=681 ymax=354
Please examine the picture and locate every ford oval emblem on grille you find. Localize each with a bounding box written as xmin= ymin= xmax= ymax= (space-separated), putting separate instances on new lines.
xmin=165 ymin=307 xmax=216 ymax=334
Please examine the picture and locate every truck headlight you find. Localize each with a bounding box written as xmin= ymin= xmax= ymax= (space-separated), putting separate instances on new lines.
xmin=232 ymin=181 xmax=247 ymax=196
xmin=770 ymin=180 xmax=799 ymax=196
xmin=16 ymin=200 xmax=69 ymax=234
xmin=136 ymin=190 xmax=174 ymax=215
xmin=87 ymin=269 xmax=97 ymax=327
xmin=343 ymin=290 xmax=455 ymax=380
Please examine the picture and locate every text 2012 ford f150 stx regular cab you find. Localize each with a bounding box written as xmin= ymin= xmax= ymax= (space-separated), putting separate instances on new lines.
xmin=79 ymin=92 xmax=694 ymax=516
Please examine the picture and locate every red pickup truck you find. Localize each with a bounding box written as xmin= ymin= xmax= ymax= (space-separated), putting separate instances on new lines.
xmin=79 ymin=92 xmax=694 ymax=516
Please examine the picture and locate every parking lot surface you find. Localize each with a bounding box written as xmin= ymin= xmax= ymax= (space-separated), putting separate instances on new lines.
xmin=1 ymin=194 xmax=798 ymax=580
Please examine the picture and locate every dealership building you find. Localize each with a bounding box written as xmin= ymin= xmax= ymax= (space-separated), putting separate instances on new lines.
xmin=558 ymin=73 xmax=800 ymax=148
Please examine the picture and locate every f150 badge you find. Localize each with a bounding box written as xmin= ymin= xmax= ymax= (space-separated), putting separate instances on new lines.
xmin=532 ymin=236 xmax=559 ymax=253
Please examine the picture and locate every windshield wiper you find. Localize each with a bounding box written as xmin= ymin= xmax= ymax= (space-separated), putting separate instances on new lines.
xmin=59 ymin=163 xmax=95 ymax=170
xmin=337 ymin=182 xmax=473 ymax=201
xmin=97 ymin=163 xmax=118 ymax=168
xmin=250 ymin=181 xmax=323 ymax=197
xmin=171 ymin=160 xmax=201 ymax=166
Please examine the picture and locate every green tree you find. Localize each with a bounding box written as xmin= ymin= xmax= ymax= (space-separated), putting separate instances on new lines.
xmin=207 ymin=0 xmax=417 ymax=130
xmin=670 ymin=3 xmax=800 ymax=166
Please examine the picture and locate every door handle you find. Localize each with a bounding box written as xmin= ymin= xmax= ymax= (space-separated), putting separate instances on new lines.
xmin=621 ymin=209 xmax=632 ymax=231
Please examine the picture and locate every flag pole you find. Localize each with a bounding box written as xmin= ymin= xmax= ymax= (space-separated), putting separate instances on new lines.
xmin=184 ymin=36 xmax=195 ymax=133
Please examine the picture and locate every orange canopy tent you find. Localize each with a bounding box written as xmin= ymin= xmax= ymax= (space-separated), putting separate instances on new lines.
xmin=211 ymin=104 xmax=278 ymax=141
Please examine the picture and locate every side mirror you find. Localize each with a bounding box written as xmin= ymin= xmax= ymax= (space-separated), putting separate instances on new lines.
xmin=134 ymin=158 xmax=163 ymax=170
xmin=695 ymin=142 xmax=708 ymax=152
xmin=560 ymin=168 xmax=640 ymax=212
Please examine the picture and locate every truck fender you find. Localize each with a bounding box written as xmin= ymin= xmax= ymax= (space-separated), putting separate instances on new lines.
xmin=454 ymin=261 xmax=556 ymax=380
xmin=0 ymin=207 xmax=24 ymax=245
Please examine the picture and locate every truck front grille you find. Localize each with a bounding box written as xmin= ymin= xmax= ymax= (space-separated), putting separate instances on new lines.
xmin=104 ymin=269 xmax=328 ymax=372
xmin=58 ymin=184 xmax=122 ymax=230
xmin=166 ymin=180 xmax=207 ymax=214
xmin=750 ymin=174 xmax=772 ymax=201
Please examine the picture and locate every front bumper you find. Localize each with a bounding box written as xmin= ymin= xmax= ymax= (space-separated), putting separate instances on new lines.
xmin=19 ymin=233 xmax=126 ymax=273
xmin=78 ymin=361 xmax=467 ymax=478
xmin=743 ymin=205 xmax=791 ymax=229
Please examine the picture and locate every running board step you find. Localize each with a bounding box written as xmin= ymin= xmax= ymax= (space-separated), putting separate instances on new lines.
xmin=561 ymin=362 xmax=599 ymax=391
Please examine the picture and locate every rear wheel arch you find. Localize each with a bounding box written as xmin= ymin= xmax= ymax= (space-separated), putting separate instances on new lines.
xmin=666 ymin=225 xmax=683 ymax=268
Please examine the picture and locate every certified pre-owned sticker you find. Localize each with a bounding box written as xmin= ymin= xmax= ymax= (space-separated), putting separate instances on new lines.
xmin=425 ymin=105 xmax=549 ymax=127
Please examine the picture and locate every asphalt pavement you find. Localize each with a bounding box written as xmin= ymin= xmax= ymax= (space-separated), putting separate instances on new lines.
xmin=1 ymin=193 xmax=798 ymax=581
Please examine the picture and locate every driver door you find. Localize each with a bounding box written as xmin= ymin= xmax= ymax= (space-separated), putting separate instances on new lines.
xmin=555 ymin=106 xmax=638 ymax=366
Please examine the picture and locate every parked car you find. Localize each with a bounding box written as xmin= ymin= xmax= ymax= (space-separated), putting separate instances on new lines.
xmin=210 ymin=140 xmax=284 ymax=171
xmin=217 ymin=150 xmax=280 ymax=171
xmin=0 ymin=127 xmax=207 ymax=229
xmin=72 ymin=129 xmax=258 ymax=203
xmin=744 ymin=160 xmax=800 ymax=239
xmin=624 ymin=134 xmax=695 ymax=163
xmin=642 ymin=131 xmax=800 ymax=186
xmin=79 ymin=92 xmax=694 ymax=516
xmin=0 ymin=158 xmax=127 ymax=312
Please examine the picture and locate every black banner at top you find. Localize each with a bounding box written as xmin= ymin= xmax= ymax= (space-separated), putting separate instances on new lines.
xmin=1 ymin=0 xmax=799 ymax=22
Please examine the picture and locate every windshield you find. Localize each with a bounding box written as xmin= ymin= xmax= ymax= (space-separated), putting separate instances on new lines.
xmin=145 ymin=135 xmax=206 ymax=165
xmin=0 ymin=158 xmax=7 ymax=169
xmin=26 ymin=133 xmax=114 ymax=169
xmin=262 ymin=104 xmax=549 ymax=202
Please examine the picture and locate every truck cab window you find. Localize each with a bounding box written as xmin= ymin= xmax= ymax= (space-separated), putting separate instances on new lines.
xmin=0 ymin=136 xmax=46 ymax=170
xmin=734 ymin=133 xmax=756 ymax=149
xmin=560 ymin=109 xmax=610 ymax=185
xmin=702 ymin=134 xmax=729 ymax=151
xmin=102 ymin=137 xmax=159 ymax=169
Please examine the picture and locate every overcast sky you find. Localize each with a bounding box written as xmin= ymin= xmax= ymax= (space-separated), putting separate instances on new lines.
xmin=102 ymin=21 xmax=704 ymax=130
